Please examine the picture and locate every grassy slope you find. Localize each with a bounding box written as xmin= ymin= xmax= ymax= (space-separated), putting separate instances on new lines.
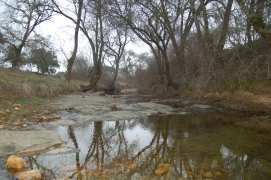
xmin=0 ymin=68 xmax=85 ymax=99
xmin=0 ymin=68 xmax=86 ymax=130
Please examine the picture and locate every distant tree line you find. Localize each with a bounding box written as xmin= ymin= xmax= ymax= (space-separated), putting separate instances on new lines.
xmin=0 ymin=0 xmax=270 ymax=92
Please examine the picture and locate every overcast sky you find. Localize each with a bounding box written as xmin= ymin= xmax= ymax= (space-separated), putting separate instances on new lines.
xmin=37 ymin=2 xmax=150 ymax=72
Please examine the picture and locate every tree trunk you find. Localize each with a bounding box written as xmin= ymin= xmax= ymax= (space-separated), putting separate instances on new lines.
xmin=163 ymin=53 xmax=179 ymax=90
xmin=236 ymin=0 xmax=271 ymax=45
xmin=12 ymin=48 xmax=22 ymax=70
xmin=216 ymin=0 xmax=234 ymax=51
xmin=215 ymin=0 xmax=233 ymax=66
xmin=150 ymin=46 xmax=164 ymax=83
xmin=111 ymin=59 xmax=119 ymax=90
xmin=65 ymin=0 xmax=83 ymax=83
xmin=81 ymin=65 xmax=102 ymax=92
xmin=246 ymin=0 xmax=255 ymax=44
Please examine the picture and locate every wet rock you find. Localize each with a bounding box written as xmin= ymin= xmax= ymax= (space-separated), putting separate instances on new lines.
xmin=203 ymin=172 xmax=213 ymax=178
xmin=214 ymin=171 xmax=224 ymax=177
xmin=107 ymin=105 xmax=118 ymax=110
xmin=128 ymin=164 xmax=137 ymax=169
xmin=47 ymin=120 xmax=75 ymax=126
xmin=184 ymin=171 xmax=194 ymax=177
xmin=41 ymin=116 xmax=47 ymax=121
xmin=53 ymin=115 xmax=61 ymax=119
xmin=182 ymin=101 xmax=191 ymax=104
xmin=15 ymin=169 xmax=41 ymax=180
xmin=7 ymin=155 xmax=26 ymax=169
xmin=160 ymin=99 xmax=182 ymax=103
xmin=0 ymin=130 xmax=62 ymax=157
xmin=136 ymin=102 xmax=158 ymax=109
xmin=220 ymin=168 xmax=229 ymax=174
xmin=178 ymin=112 xmax=191 ymax=115
xmin=140 ymin=110 xmax=159 ymax=116
xmin=59 ymin=165 xmax=76 ymax=171
xmin=102 ymin=111 xmax=141 ymax=120
xmin=42 ymin=145 xmax=78 ymax=155
xmin=194 ymin=174 xmax=202 ymax=178
xmin=116 ymin=104 xmax=138 ymax=111
xmin=155 ymin=167 xmax=170 ymax=176
xmin=191 ymin=104 xmax=212 ymax=109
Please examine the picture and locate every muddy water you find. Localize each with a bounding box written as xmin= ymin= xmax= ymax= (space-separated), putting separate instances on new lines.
xmin=1 ymin=99 xmax=271 ymax=179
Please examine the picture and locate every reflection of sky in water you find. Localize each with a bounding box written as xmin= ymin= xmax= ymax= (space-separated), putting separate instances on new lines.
xmin=55 ymin=124 xmax=94 ymax=158
xmin=1 ymin=112 xmax=271 ymax=180
xmin=124 ymin=125 xmax=153 ymax=148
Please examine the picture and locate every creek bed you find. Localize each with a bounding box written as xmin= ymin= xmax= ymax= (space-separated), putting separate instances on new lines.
xmin=1 ymin=93 xmax=271 ymax=179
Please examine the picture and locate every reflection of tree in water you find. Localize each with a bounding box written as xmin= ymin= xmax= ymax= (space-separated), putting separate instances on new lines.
xmin=23 ymin=114 xmax=271 ymax=179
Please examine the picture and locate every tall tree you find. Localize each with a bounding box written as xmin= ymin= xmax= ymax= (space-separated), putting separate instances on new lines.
xmin=66 ymin=0 xmax=83 ymax=83
xmin=216 ymin=0 xmax=234 ymax=52
xmin=236 ymin=0 xmax=271 ymax=45
xmin=52 ymin=0 xmax=108 ymax=91
xmin=112 ymin=0 xmax=180 ymax=89
xmin=104 ymin=23 xmax=130 ymax=90
xmin=0 ymin=0 xmax=53 ymax=69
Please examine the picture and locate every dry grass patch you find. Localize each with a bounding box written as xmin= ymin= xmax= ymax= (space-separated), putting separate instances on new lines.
xmin=0 ymin=68 xmax=86 ymax=99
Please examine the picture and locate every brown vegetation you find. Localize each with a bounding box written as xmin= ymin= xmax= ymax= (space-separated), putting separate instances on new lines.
xmin=134 ymin=36 xmax=271 ymax=113
xmin=0 ymin=68 xmax=83 ymax=99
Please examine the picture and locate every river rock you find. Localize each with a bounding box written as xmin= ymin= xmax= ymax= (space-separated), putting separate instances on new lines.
xmin=47 ymin=119 xmax=75 ymax=126
xmin=214 ymin=171 xmax=224 ymax=177
xmin=13 ymin=104 xmax=22 ymax=108
xmin=0 ymin=130 xmax=62 ymax=157
xmin=116 ymin=104 xmax=138 ymax=111
xmin=155 ymin=167 xmax=170 ymax=176
xmin=15 ymin=169 xmax=41 ymax=180
xmin=102 ymin=111 xmax=141 ymax=120
xmin=191 ymin=104 xmax=212 ymax=109
xmin=185 ymin=171 xmax=194 ymax=176
xmin=178 ymin=112 xmax=191 ymax=115
xmin=203 ymin=172 xmax=213 ymax=178
xmin=7 ymin=155 xmax=26 ymax=169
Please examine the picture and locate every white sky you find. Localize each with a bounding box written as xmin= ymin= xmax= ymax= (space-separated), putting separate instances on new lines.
xmin=37 ymin=4 xmax=150 ymax=73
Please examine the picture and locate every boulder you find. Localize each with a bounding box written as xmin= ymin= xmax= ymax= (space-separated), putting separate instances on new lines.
xmin=15 ymin=169 xmax=41 ymax=180
xmin=7 ymin=155 xmax=26 ymax=169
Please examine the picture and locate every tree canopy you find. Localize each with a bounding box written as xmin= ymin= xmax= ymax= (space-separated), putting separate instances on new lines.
xmin=0 ymin=0 xmax=270 ymax=91
xmin=28 ymin=48 xmax=59 ymax=74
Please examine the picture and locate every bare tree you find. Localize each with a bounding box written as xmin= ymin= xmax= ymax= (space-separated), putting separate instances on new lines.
xmin=0 ymin=0 xmax=53 ymax=69
xmin=52 ymin=0 xmax=108 ymax=91
xmin=104 ymin=23 xmax=130 ymax=90
xmin=66 ymin=0 xmax=83 ymax=83
xmin=112 ymin=0 xmax=180 ymax=89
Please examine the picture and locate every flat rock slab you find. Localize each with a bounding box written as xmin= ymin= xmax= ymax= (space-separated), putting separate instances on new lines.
xmin=0 ymin=130 xmax=62 ymax=157
xmin=102 ymin=111 xmax=141 ymax=120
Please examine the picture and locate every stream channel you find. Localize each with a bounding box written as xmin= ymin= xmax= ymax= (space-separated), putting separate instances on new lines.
xmin=1 ymin=92 xmax=271 ymax=179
